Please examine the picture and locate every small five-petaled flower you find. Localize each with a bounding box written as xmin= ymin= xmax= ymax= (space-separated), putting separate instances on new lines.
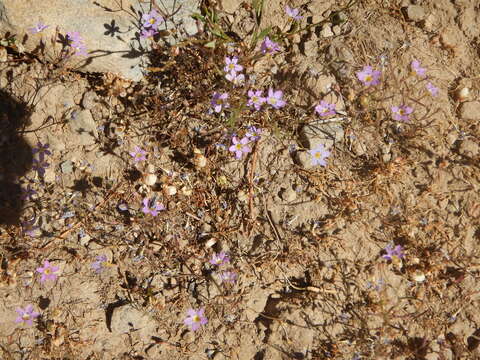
xmin=247 ymin=90 xmax=266 ymax=110
xmin=129 ymin=146 xmax=147 ymax=163
xmin=356 ymin=65 xmax=381 ymax=86
xmin=246 ymin=126 xmax=262 ymax=141
xmin=315 ymin=100 xmax=336 ymax=117
xmin=184 ymin=308 xmax=208 ymax=331
xmin=382 ymin=244 xmax=405 ymax=261
xmin=15 ymin=305 xmax=40 ymax=326
xmin=91 ymin=255 xmax=109 ymax=274
xmin=426 ymin=82 xmax=438 ymax=96
xmin=266 ymin=88 xmax=286 ymax=109
xmin=219 ymin=271 xmax=237 ymax=284
xmin=228 ymin=137 xmax=251 ymax=159
xmin=36 ymin=260 xmax=60 ymax=283
xmin=391 ymin=105 xmax=413 ymax=122
xmin=308 ymin=144 xmax=331 ymax=167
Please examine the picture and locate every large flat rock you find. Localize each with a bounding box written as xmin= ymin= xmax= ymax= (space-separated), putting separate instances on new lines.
xmin=0 ymin=0 xmax=199 ymax=81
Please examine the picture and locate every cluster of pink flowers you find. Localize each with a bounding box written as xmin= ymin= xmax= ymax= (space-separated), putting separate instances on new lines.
xmin=228 ymin=126 xmax=262 ymax=160
xmin=209 ymin=252 xmax=237 ymax=284
xmin=356 ymin=59 xmax=439 ymax=124
xmin=247 ymin=88 xmax=286 ymax=111
xmin=140 ymin=9 xmax=164 ymax=39
xmin=224 ymin=56 xmax=245 ymax=86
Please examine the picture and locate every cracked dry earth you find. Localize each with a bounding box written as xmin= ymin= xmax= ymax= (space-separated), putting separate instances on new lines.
xmin=1 ymin=0 xmax=480 ymax=359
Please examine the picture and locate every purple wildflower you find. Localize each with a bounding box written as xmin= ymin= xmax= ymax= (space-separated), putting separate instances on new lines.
xmin=266 ymin=88 xmax=286 ymax=109
xmin=28 ymin=23 xmax=49 ymax=34
xmin=15 ymin=305 xmax=40 ymax=326
xmin=315 ymin=100 xmax=336 ymax=117
xmin=391 ymin=105 xmax=413 ymax=122
xmin=246 ymin=126 xmax=262 ymax=141
xmin=210 ymin=92 xmax=230 ymax=113
xmin=129 ymin=146 xmax=147 ymax=163
xmin=141 ymin=197 xmax=165 ymax=216
xmin=224 ymin=56 xmax=243 ymax=73
xmin=356 ymin=65 xmax=381 ymax=86
xmin=285 ymin=5 xmax=302 ymax=20
xmin=32 ymin=142 xmax=51 ymax=158
xmin=260 ymin=36 xmax=281 ymax=55
xmin=411 ymin=59 xmax=426 ymax=77
xmin=184 ymin=308 xmax=208 ymax=331
xmin=426 ymin=82 xmax=439 ymax=96
xmin=308 ymin=144 xmax=331 ymax=167
xmin=219 ymin=271 xmax=237 ymax=284
xmin=142 ymin=9 xmax=163 ymax=29
xmin=66 ymin=31 xmax=87 ymax=56
xmin=209 ymin=252 xmax=230 ymax=266
xmin=36 ymin=260 xmax=60 ymax=283
xmin=225 ymin=71 xmax=245 ymax=86
xmin=228 ymin=136 xmax=251 ymax=159
xmin=32 ymin=158 xmax=49 ymax=177
xmin=91 ymin=255 xmax=109 ymax=274
xmin=247 ymin=90 xmax=266 ymax=110
xmin=382 ymin=244 xmax=405 ymax=261
xmin=140 ymin=28 xmax=158 ymax=39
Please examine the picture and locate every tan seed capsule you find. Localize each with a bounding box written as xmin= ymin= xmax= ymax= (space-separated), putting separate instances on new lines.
xmin=455 ymin=87 xmax=469 ymax=101
xmin=143 ymin=173 xmax=157 ymax=186
xmin=163 ymin=184 xmax=177 ymax=196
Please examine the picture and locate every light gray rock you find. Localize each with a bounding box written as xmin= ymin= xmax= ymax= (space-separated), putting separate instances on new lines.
xmin=459 ymin=101 xmax=480 ymax=121
xmin=0 ymin=0 xmax=199 ymax=81
xmin=81 ymin=91 xmax=98 ymax=110
xmin=299 ymin=121 xmax=344 ymax=150
xmin=458 ymin=139 xmax=479 ymax=157
xmin=405 ymin=5 xmax=426 ymax=22
xmin=110 ymin=304 xmax=157 ymax=336
xmin=60 ymin=160 xmax=73 ymax=174
xmin=280 ymin=187 xmax=297 ymax=202
xmin=69 ymin=109 xmax=98 ymax=146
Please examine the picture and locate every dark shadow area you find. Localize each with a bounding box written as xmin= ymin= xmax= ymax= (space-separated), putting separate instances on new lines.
xmin=0 ymin=89 xmax=33 ymax=225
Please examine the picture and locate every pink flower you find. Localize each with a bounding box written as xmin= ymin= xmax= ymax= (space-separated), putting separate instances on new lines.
xmin=246 ymin=126 xmax=262 ymax=141
xmin=15 ymin=305 xmax=39 ymax=326
xmin=285 ymin=5 xmax=302 ymax=20
xmin=356 ymin=65 xmax=381 ymax=86
xmin=315 ymin=100 xmax=336 ymax=117
xmin=266 ymin=88 xmax=286 ymax=109
xmin=209 ymin=252 xmax=230 ymax=266
xmin=141 ymin=197 xmax=165 ymax=216
xmin=66 ymin=31 xmax=87 ymax=56
xmin=411 ymin=59 xmax=426 ymax=77
xmin=210 ymin=92 xmax=229 ymax=113
xmin=129 ymin=146 xmax=147 ymax=163
xmin=426 ymin=82 xmax=438 ymax=96
xmin=228 ymin=137 xmax=251 ymax=159
xmin=36 ymin=260 xmax=59 ymax=283
xmin=142 ymin=9 xmax=163 ymax=29
xmin=184 ymin=308 xmax=208 ymax=331
xmin=247 ymin=90 xmax=266 ymax=110
xmin=382 ymin=244 xmax=405 ymax=261
xmin=260 ymin=36 xmax=281 ymax=55
xmin=308 ymin=144 xmax=331 ymax=167
xmin=391 ymin=105 xmax=413 ymax=122
xmin=224 ymin=56 xmax=243 ymax=73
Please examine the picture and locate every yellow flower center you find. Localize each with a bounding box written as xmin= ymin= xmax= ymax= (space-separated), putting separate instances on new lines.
xmin=365 ymin=75 xmax=372 ymax=82
xmin=228 ymin=64 xmax=235 ymax=70
xmin=22 ymin=314 xmax=31 ymax=320
xmin=192 ymin=315 xmax=200 ymax=323
xmin=235 ymin=144 xmax=242 ymax=150
xmin=315 ymin=152 xmax=321 ymax=158
xmin=269 ymin=98 xmax=277 ymax=105
xmin=398 ymin=109 xmax=405 ymax=115
xmin=44 ymin=268 xmax=51 ymax=275
xmin=149 ymin=18 xmax=156 ymax=25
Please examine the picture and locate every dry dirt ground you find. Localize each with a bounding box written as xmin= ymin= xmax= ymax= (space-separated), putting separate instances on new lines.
xmin=1 ymin=0 xmax=480 ymax=359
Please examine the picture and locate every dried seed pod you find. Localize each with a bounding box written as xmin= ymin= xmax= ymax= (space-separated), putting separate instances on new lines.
xmin=205 ymin=238 xmax=217 ymax=248
xmin=193 ymin=150 xmax=207 ymax=169
xmin=181 ymin=186 xmax=192 ymax=196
